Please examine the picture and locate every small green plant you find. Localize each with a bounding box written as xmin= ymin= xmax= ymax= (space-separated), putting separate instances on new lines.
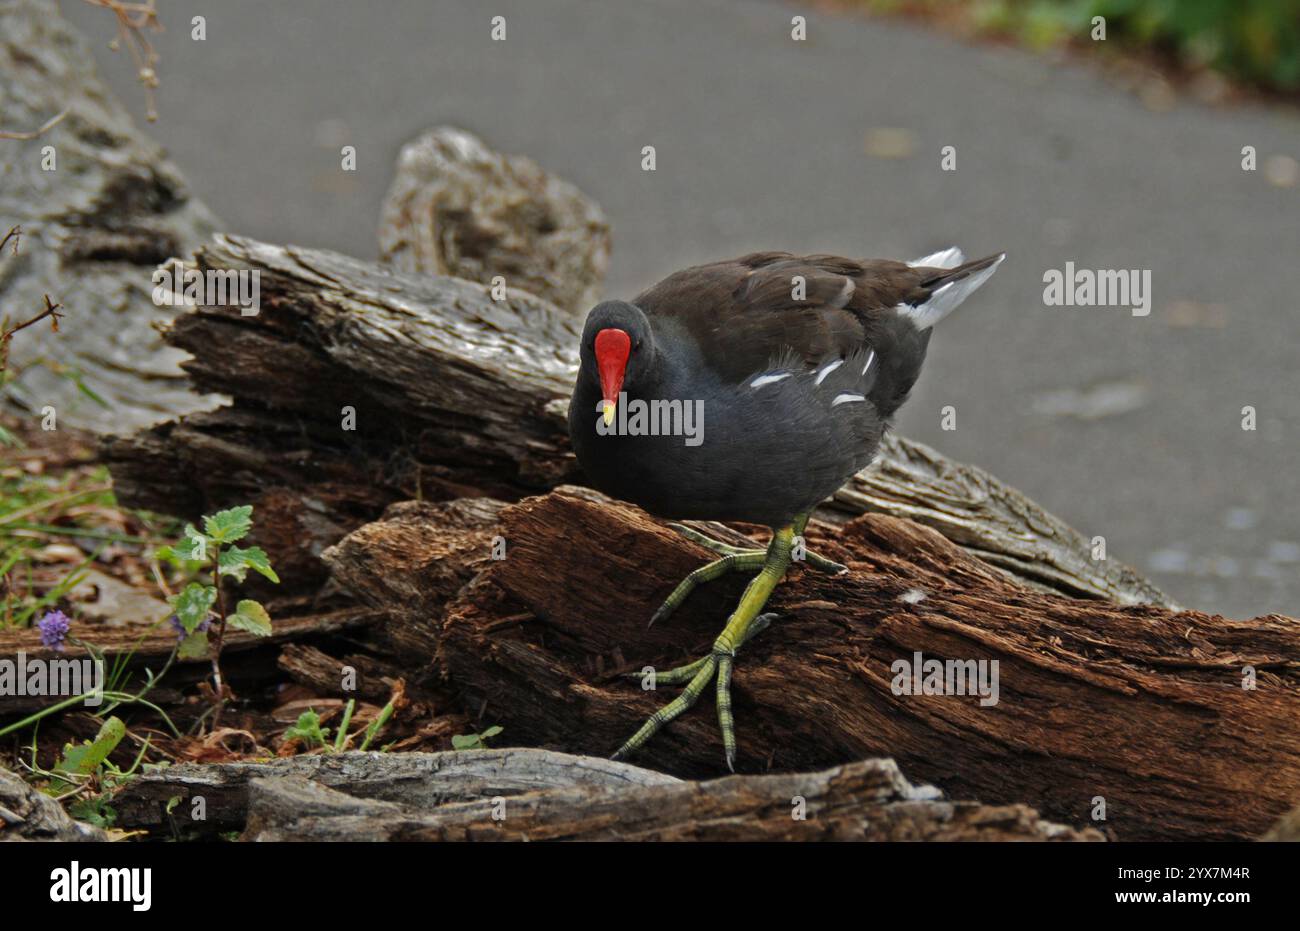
xmin=283 ymin=708 xmax=330 ymax=750
xmin=155 ymin=505 xmax=279 ymax=721
xmin=281 ymin=698 xmax=398 ymax=753
xmin=51 ymin=716 xmax=127 ymax=788
xmin=33 ymin=715 xmax=152 ymax=828
xmin=451 ymin=725 xmax=503 ymax=751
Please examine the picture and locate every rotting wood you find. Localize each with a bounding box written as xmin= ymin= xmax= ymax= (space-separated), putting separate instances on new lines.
xmin=324 ymin=487 xmax=1300 ymax=841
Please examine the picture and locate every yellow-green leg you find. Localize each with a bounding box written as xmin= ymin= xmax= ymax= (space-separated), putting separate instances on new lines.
xmin=651 ymin=519 xmax=846 ymax=627
xmin=614 ymin=524 xmax=801 ymax=771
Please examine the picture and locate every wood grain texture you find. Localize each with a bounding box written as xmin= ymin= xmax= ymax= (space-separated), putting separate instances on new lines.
xmin=326 ymin=487 xmax=1300 ymax=841
xmin=109 ymin=748 xmax=1098 ymax=841
xmin=103 ymin=234 xmax=1171 ymax=607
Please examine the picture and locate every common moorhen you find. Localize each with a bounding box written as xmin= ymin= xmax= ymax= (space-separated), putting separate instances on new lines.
xmin=568 ymin=247 xmax=1005 ymax=768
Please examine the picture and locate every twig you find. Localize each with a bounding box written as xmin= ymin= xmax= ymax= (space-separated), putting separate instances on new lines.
xmin=0 ymin=226 xmax=20 ymax=254
xmin=2 ymin=295 xmax=64 ymax=341
xmin=208 ymin=550 xmax=234 ymax=728
xmin=0 ymin=109 xmax=69 ymax=141
xmin=82 ymin=0 xmax=163 ymax=121
xmin=0 ymin=295 xmax=64 ymax=378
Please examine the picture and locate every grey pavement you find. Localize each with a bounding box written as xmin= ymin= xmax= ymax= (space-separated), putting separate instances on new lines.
xmin=59 ymin=0 xmax=1300 ymax=617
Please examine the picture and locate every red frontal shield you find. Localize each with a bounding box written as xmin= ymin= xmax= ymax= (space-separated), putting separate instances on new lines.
xmin=594 ymin=328 xmax=631 ymax=409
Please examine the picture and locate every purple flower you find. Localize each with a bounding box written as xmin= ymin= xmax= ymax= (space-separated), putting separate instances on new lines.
xmin=37 ymin=610 xmax=71 ymax=651
xmin=168 ymin=614 xmax=210 ymax=640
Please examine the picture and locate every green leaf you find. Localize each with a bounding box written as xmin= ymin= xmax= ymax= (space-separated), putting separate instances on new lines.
xmin=227 ymin=599 xmax=272 ymax=637
xmin=171 ymin=582 xmax=216 ymax=634
xmin=68 ymin=795 xmax=117 ymax=829
xmin=283 ymin=709 xmax=329 ymax=749
xmin=156 ymin=526 xmax=208 ymax=565
xmin=451 ymin=725 xmax=502 ymax=751
xmin=203 ymin=505 xmax=253 ymax=544
xmin=177 ymin=630 xmax=210 ymax=660
xmin=218 ymin=545 xmax=279 ymax=584
xmin=179 ymin=524 xmax=210 ymax=562
xmin=56 ymin=717 xmax=126 ymax=776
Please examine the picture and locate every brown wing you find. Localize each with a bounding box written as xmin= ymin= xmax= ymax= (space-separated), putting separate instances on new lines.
xmin=635 ymin=250 xmax=1002 ymax=417
xmin=636 ymin=254 xmax=914 ymax=397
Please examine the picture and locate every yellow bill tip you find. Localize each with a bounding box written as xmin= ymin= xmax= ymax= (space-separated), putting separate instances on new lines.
xmin=602 ymin=400 xmax=616 ymax=426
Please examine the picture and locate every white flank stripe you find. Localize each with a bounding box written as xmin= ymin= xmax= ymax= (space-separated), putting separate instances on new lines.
xmin=750 ymin=372 xmax=791 ymax=389
xmin=814 ymin=359 xmax=844 ymax=385
xmin=861 ymin=349 xmax=876 ymax=375
xmin=831 ymin=393 xmax=865 ymax=407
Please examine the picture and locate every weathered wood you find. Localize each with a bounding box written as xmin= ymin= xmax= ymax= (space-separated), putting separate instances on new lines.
xmin=101 ymin=234 xmax=580 ymax=588
xmin=242 ymin=760 xmax=1099 ymax=842
xmin=325 ymin=487 xmax=1300 ymax=841
xmin=0 ymin=765 xmax=106 ymax=841
xmin=0 ymin=0 xmax=221 ymax=432
xmin=111 ymin=747 xmax=678 ymax=832
xmin=103 ymin=234 xmax=1171 ymax=606
xmin=830 ymin=434 xmax=1174 ymax=607
xmin=378 ymin=127 xmax=610 ymax=315
xmin=108 ymin=747 xmax=1097 ymax=841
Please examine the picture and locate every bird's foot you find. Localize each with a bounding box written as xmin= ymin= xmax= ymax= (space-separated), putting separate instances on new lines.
xmin=613 ymin=613 xmax=776 ymax=771
xmin=652 ymin=520 xmax=845 ymax=627
xmin=616 ymin=524 xmax=800 ymax=770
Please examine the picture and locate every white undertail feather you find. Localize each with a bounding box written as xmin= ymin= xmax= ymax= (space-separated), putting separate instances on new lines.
xmin=908 ymin=246 xmax=965 ymax=270
xmin=897 ymin=252 xmax=1005 ymax=330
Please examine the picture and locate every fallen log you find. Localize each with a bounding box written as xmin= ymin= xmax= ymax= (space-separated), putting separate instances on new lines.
xmin=102 ymin=234 xmax=1171 ymax=606
xmin=109 ymin=747 xmax=1098 ymax=841
xmin=112 ymin=747 xmax=678 ymax=832
xmin=0 ymin=765 xmax=106 ymax=841
xmin=324 ymin=487 xmax=1300 ymax=841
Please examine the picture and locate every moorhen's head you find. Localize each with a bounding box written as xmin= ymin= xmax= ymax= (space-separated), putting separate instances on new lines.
xmin=578 ymin=300 xmax=656 ymax=426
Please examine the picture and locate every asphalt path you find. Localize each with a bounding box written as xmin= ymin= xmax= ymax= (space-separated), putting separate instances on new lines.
xmin=60 ymin=0 xmax=1300 ymax=617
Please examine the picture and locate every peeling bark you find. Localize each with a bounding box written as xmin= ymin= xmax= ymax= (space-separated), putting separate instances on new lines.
xmin=325 ymin=487 xmax=1300 ymax=841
